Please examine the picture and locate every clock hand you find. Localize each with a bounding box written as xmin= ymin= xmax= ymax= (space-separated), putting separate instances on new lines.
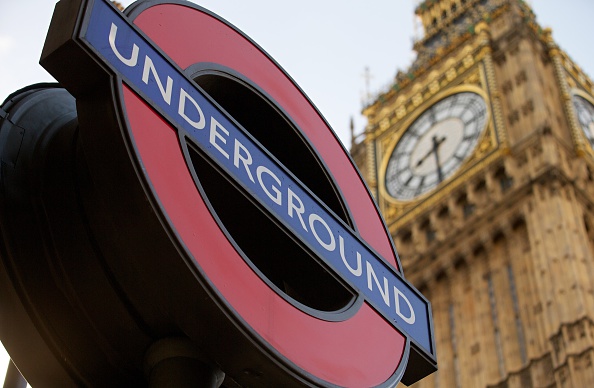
xmin=431 ymin=135 xmax=445 ymax=183
xmin=415 ymin=136 xmax=446 ymax=184
xmin=415 ymin=144 xmax=435 ymax=168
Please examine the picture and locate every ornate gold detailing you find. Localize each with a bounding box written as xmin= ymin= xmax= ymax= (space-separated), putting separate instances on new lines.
xmin=561 ymin=52 xmax=594 ymax=96
xmin=445 ymin=65 xmax=457 ymax=78
xmin=410 ymin=3 xmax=507 ymax=81
xmin=481 ymin=38 xmax=508 ymax=152
xmin=548 ymin=37 xmax=589 ymax=156
xmin=474 ymin=21 xmax=489 ymax=35
xmin=364 ymin=0 xmax=555 ymax=129
xmin=429 ymin=80 xmax=440 ymax=94
xmin=462 ymin=55 xmax=472 ymax=68
xmin=364 ymin=42 xmax=491 ymax=137
xmin=464 ymin=71 xmax=481 ymax=86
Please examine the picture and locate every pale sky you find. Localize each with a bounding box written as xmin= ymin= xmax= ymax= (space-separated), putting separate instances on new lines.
xmin=0 ymin=0 xmax=593 ymax=384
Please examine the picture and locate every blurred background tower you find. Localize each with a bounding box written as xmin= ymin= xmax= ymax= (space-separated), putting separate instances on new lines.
xmin=352 ymin=0 xmax=594 ymax=386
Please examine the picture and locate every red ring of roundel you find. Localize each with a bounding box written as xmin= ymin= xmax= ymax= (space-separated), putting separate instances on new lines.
xmin=123 ymin=3 xmax=407 ymax=386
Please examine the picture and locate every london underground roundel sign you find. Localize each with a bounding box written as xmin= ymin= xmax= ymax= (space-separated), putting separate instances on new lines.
xmin=39 ymin=0 xmax=436 ymax=385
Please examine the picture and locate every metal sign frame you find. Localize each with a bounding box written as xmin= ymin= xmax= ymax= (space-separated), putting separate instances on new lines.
xmin=31 ymin=0 xmax=437 ymax=385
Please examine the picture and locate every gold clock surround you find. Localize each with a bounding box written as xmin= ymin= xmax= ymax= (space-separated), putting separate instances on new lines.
xmin=571 ymin=89 xmax=594 ymax=156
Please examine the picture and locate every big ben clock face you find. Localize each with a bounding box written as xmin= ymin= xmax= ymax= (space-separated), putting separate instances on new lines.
xmin=572 ymin=94 xmax=594 ymax=148
xmin=385 ymin=92 xmax=488 ymax=201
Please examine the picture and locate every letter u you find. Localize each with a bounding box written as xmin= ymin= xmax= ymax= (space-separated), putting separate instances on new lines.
xmin=339 ymin=235 xmax=362 ymax=276
xmin=109 ymin=23 xmax=139 ymax=67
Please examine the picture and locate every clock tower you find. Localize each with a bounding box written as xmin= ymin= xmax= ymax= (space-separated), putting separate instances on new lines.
xmin=352 ymin=0 xmax=594 ymax=387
